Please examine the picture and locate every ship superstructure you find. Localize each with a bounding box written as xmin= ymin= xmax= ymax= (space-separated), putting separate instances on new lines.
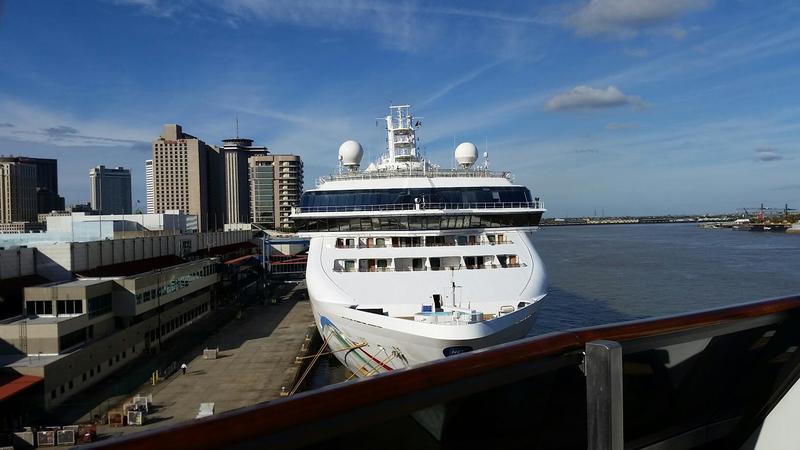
xmin=292 ymin=105 xmax=547 ymax=376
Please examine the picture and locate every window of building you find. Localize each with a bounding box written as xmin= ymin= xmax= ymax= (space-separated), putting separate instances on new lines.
xmin=57 ymin=299 xmax=83 ymax=315
xmin=27 ymin=300 xmax=53 ymax=315
xmin=88 ymin=294 xmax=112 ymax=318
xmin=58 ymin=328 xmax=87 ymax=351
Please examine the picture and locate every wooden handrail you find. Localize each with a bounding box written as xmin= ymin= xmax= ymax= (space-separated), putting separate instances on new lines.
xmin=91 ymin=294 xmax=800 ymax=450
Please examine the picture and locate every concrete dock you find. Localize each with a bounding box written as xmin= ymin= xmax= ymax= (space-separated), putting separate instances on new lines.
xmin=95 ymin=282 xmax=315 ymax=439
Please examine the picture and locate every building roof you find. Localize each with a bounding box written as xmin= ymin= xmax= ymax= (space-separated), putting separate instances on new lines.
xmin=75 ymin=255 xmax=186 ymax=277
xmin=202 ymin=241 xmax=256 ymax=257
xmin=38 ymin=278 xmax=112 ymax=288
xmin=0 ymin=373 xmax=43 ymax=402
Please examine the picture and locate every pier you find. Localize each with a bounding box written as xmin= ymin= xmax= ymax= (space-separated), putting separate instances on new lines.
xmin=38 ymin=282 xmax=316 ymax=442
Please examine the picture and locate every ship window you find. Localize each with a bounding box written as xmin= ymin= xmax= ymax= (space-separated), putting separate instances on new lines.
xmin=344 ymin=260 xmax=355 ymax=272
xmin=430 ymin=258 xmax=441 ymax=271
xmin=375 ymin=238 xmax=385 ymax=248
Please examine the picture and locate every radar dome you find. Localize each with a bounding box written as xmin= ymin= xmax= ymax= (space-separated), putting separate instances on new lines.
xmin=455 ymin=142 xmax=478 ymax=168
xmin=338 ymin=140 xmax=363 ymax=169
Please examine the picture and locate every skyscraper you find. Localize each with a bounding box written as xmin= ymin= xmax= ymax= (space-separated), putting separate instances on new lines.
xmin=222 ymin=137 xmax=267 ymax=224
xmin=0 ymin=158 xmax=38 ymax=224
xmin=151 ymin=124 xmax=224 ymax=231
xmin=145 ymin=159 xmax=154 ymax=214
xmin=249 ymin=154 xmax=303 ymax=230
xmin=89 ymin=165 xmax=132 ymax=214
xmin=26 ymin=157 xmax=64 ymax=213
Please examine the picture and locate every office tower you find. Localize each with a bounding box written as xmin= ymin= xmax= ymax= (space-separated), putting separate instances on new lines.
xmin=0 ymin=157 xmax=38 ymax=224
xmin=151 ymin=124 xmax=224 ymax=231
xmin=89 ymin=165 xmax=132 ymax=214
xmin=0 ymin=156 xmax=64 ymax=214
xmin=249 ymin=154 xmax=303 ymax=230
xmin=222 ymin=137 xmax=267 ymax=224
xmin=26 ymin=157 xmax=64 ymax=213
xmin=145 ymin=159 xmax=154 ymax=213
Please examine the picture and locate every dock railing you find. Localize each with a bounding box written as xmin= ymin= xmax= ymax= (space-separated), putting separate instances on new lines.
xmin=89 ymin=294 xmax=800 ymax=450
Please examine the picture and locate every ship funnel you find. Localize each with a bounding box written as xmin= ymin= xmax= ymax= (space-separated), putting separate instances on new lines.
xmin=339 ymin=140 xmax=364 ymax=171
xmin=455 ymin=142 xmax=478 ymax=169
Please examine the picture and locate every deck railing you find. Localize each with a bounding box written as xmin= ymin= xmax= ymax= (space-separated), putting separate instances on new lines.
xmin=293 ymin=201 xmax=544 ymax=214
xmin=91 ymin=294 xmax=800 ymax=450
xmin=318 ymin=168 xmax=512 ymax=185
xmin=335 ymin=239 xmax=514 ymax=249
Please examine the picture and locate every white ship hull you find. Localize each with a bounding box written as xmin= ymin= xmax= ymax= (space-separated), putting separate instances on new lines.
xmin=311 ymin=294 xmax=543 ymax=375
xmin=304 ymin=228 xmax=548 ymax=376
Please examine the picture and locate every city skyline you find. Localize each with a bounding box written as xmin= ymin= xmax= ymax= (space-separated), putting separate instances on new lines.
xmin=0 ymin=1 xmax=798 ymax=216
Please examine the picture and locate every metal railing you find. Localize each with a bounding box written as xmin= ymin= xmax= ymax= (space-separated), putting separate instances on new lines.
xmin=92 ymin=294 xmax=800 ymax=450
xmin=333 ymin=263 xmax=525 ymax=273
xmin=318 ymin=168 xmax=513 ymax=185
xmin=335 ymin=239 xmax=514 ymax=249
xmin=294 ymin=201 xmax=544 ymax=214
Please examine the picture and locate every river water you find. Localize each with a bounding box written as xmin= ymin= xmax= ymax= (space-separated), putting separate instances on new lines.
xmin=531 ymin=223 xmax=800 ymax=335
xmin=309 ymin=223 xmax=800 ymax=387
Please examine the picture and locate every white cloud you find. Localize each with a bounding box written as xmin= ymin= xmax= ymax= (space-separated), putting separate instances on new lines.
xmin=567 ymin=0 xmax=713 ymax=38
xmin=0 ymin=99 xmax=152 ymax=148
xmin=420 ymin=60 xmax=503 ymax=107
xmin=544 ymin=85 xmax=645 ymax=112
xmin=755 ymin=147 xmax=783 ymax=162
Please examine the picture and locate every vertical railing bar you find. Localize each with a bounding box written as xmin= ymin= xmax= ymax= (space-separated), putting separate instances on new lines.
xmin=586 ymin=340 xmax=624 ymax=450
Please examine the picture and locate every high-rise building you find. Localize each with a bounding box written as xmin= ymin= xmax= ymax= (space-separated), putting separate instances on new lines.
xmin=222 ymin=138 xmax=268 ymax=224
xmin=0 ymin=158 xmax=38 ymax=224
xmin=151 ymin=124 xmax=224 ymax=231
xmin=0 ymin=156 xmax=64 ymax=214
xmin=26 ymin=157 xmax=64 ymax=213
xmin=249 ymin=154 xmax=303 ymax=230
xmin=89 ymin=165 xmax=132 ymax=214
xmin=145 ymin=159 xmax=154 ymax=214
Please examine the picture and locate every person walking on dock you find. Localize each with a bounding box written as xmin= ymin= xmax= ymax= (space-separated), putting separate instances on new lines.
xmin=181 ymin=362 xmax=187 ymax=375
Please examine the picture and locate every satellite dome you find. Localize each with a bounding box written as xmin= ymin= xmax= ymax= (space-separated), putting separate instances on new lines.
xmin=338 ymin=140 xmax=363 ymax=168
xmin=455 ymin=142 xmax=478 ymax=168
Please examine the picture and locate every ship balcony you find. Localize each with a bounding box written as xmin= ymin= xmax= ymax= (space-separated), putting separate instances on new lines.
xmin=333 ymin=255 xmax=525 ymax=273
xmin=334 ymin=235 xmax=514 ymax=249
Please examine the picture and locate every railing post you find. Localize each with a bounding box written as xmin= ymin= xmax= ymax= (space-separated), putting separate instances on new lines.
xmin=585 ymin=340 xmax=624 ymax=450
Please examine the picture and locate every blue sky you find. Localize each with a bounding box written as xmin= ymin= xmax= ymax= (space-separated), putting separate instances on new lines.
xmin=0 ymin=0 xmax=798 ymax=217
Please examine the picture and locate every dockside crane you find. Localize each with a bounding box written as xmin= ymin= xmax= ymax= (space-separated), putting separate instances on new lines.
xmin=739 ymin=203 xmax=796 ymax=223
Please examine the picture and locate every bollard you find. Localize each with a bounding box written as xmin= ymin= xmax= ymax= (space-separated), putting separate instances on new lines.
xmin=280 ymin=386 xmax=288 ymax=397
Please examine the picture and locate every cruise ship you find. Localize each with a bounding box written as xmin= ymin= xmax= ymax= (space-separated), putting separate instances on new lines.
xmin=292 ymin=105 xmax=547 ymax=377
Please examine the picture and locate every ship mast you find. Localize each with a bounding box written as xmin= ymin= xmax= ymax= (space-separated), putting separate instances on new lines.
xmin=385 ymin=105 xmax=418 ymax=163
